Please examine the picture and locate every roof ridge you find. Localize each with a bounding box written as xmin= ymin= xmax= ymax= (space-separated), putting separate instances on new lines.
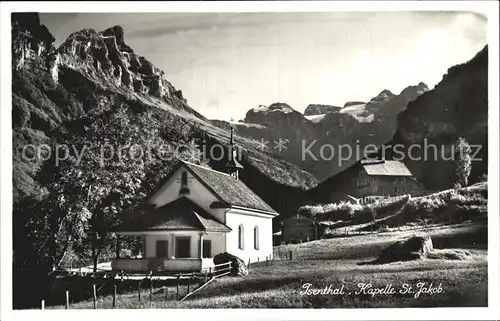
xmin=181 ymin=160 xmax=233 ymax=177
xmin=155 ymin=195 xmax=187 ymax=209
xmin=230 ymin=183 xmax=278 ymax=213
xmin=114 ymin=196 xmax=204 ymax=232
xmin=192 ymin=211 xmax=208 ymax=231
xmin=361 ymin=159 xmax=386 ymax=164
xmin=180 ymin=160 xmax=277 ymax=214
xmin=182 ymin=196 xmax=230 ymax=230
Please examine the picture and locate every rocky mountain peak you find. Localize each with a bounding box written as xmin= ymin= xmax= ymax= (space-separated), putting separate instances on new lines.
xmin=12 ymin=13 xmax=204 ymax=122
xmin=100 ymin=25 xmax=134 ymax=53
xmin=399 ymin=82 xmax=429 ymax=98
xmin=53 ymin=24 xmax=198 ymax=116
xmin=244 ymin=102 xmax=304 ymax=126
xmin=343 ymin=101 xmax=366 ymax=108
xmin=249 ymin=102 xmax=295 ymax=115
xmin=268 ymin=102 xmax=295 ymax=113
xmin=417 ymin=81 xmax=428 ymax=89
xmin=102 ymin=25 xmax=125 ymax=45
xmin=365 ymin=89 xmax=398 ymax=106
xmin=303 ymin=104 xmax=341 ymax=116
xmin=11 ymin=12 xmax=56 ymax=70
xmin=376 ymin=89 xmax=396 ymax=99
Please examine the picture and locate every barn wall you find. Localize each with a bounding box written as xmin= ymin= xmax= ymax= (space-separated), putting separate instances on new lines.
xmin=282 ymin=215 xmax=316 ymax=243
xmin=225 ymin=208 xmax=274 ymax=264
xmin=398 ymin=177 xmax=426 ymax=195
xmin=356 ymin=173 xmax=424 ymax=198
xmin=327 ymin=173 xmax=360 ymax=200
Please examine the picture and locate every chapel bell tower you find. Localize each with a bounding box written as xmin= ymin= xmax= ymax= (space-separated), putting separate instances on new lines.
xmin=225 ymin=126 xmax=244 ymax=179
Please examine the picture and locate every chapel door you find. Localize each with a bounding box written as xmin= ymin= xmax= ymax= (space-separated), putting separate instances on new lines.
xmin=156 ymin=240 xmax=168 ymax=258
xmin=175 ymin=237 xmax=191 ymax=258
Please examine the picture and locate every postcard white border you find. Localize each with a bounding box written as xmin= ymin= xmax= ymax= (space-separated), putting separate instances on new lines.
xmin=1 ymin=1 xmax=498 ymax=321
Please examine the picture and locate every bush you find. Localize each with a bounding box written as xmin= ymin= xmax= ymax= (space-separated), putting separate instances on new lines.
xmin=298 ymin=201 xmax=363 ymax=221
xmin=448 ymin=190 xmax=486 ymax=207
xmin=478 ymin=173 xmax=487 ymax=182
xmin=300 ymin=196 xmax=411 ymax=226
xmin=119 ymin=249 xmax=132 ymax=258
xmin=396 ymin=185 xmax=487 ymax=226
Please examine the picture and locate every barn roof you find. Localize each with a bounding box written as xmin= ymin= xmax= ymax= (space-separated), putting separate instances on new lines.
xmin=114 ymin=197 xmax=231 ymax=233
xmin=180 ymin=161 xmax=277 ymax=214
xmin=361 ymin=159 xmax=413 ymax=177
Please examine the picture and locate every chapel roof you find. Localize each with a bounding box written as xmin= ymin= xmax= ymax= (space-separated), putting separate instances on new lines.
xmin=114 ymin=197 xmax=231 ymax=233
xmin=165 ymin=161 xmax=277 ymax=214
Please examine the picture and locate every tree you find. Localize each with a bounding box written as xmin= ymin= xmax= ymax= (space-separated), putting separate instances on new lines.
xmin=454 ymin=137 xmax=472 ymax=188
xmin=48 ymin=105 xmax=160 ymax=271
xmin=15 ymin=100 xmax=207 ymax=282
xmin=37 ymin=103 xmax=206 ymax=271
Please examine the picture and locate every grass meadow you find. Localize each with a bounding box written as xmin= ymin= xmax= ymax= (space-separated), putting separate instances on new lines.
xmin=51 ymin=222 xmax=487 ymax=309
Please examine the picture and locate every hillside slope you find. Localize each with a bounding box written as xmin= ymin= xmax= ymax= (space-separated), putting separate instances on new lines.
xmin=388 ymin=45 xmax=488 ymax=190
xmin=12 ymin=13 xmax=320 ymax=309
xmin=12 ymin=13 xmax=317 ymax=207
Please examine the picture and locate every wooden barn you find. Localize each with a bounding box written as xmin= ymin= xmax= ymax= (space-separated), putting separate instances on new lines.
xmin=356 ymin=159 xmax=425 ymax=204
xmin=307 ymin=158 xmax=425 ymax=205
xmin=281 ymin=214 xmax=325 ymax=244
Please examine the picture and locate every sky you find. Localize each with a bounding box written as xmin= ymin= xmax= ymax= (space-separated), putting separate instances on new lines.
xmin=40 ymin=12 xmax=487 ymax=121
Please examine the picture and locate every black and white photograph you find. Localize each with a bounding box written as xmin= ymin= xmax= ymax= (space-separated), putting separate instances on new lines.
xmin=1 ymin=1 xmax=499 ymax=320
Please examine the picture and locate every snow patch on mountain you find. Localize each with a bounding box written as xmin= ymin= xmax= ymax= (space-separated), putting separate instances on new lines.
xmin=305 ymin=114 xmax=327 ymax=122
xmin=339 ymin=103 xmax=374 ymax=122
xmin=251 ymin=103 xmax=294 ymax=115
xmin=231 ymin=121 xmax=266 ymax=129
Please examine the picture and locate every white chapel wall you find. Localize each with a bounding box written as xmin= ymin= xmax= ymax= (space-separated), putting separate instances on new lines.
xmin=225 ymin=208 xmax=274 ymax=264
xmin=146 ymin=166 xmax=220 ymax=215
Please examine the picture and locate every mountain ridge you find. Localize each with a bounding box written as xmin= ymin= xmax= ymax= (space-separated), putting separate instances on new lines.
xmin=12 ymin=13 xmax=317 ymax=210
xmin=214 ymin=82 xmax=429 ymax=179
xmin=304 ymin=104 xmax=342 ymax=116
xmin=307 ymin=45 xmax=488 ymax=203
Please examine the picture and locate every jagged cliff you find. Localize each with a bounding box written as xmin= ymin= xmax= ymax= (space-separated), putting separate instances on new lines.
xmin=303 ymin=104 xmax=342 ymax=116
xmin=13 ymin=14 xmax=203 ymax=120
xmin=11 ymin=13 xmax=317 ymax=207
xmin=12 ymin=13 xmax=55 ymax=71
xmin=57 ymin=25 xmax=196 ymax=114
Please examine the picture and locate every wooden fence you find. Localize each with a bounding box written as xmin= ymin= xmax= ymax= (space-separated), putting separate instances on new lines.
xmin=41 ymin=261 xmax=233 ymax=309
xmin=273 ymin=250 xmax=294 ymax=261
xmin=180 ymin=261 xmax=232 ymax=302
